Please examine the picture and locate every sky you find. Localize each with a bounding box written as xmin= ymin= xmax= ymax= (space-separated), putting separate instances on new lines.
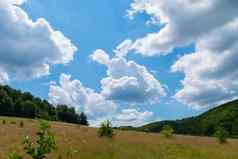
xmin=0 ymin=0 xmax=238 ymax=126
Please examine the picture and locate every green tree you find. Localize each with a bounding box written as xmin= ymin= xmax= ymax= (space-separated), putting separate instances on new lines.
xmin=161 ymin=125 xmax=174 ymax=138
xmin=214 ymin=127 xmax=229 ymax=144
xmin=97 ymin=120 xmax=113 ymax=138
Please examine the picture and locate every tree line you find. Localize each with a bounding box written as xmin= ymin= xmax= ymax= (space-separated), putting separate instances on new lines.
xmin=0 ymin=85 xmax=88 ymax=125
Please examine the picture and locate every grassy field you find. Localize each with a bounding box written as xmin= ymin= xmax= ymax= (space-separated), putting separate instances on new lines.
xmin=0 ymin=117 xmax=238 ymax=159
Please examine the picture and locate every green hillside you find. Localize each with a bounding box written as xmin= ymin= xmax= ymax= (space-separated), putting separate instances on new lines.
xmin=138 ymin=100 xmax=238 ymax=137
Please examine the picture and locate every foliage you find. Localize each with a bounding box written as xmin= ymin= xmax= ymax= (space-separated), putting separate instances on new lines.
xmin=8 ymin=152 xmax=23 ymax=159
xmin=161 ymin=125 xmax=174 ymax=138
xmin=0 ymin=85 xmax=88 ymax=125
xmin=23 ymin=120 xmax=57 ymax=159
xmin=97 ymin=120 xmax=113 ymax=138
xmin=214 ymin=127 xmax=229 ymax=144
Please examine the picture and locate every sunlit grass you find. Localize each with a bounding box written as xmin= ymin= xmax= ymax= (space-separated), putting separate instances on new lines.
xmin=0 ymin=116 xmax=238 ymax=159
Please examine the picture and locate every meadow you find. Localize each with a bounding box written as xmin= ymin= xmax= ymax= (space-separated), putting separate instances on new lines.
xmin=1 ymin=117 xmax=238 ymax=159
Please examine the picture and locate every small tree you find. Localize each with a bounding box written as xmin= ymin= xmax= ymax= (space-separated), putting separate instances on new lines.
xmin=214 ymin=127 xmax=229 ymax=144
xmin=97 ymin=120 xmax=113 ymax=138
xmin=161 ymin=125 xmax=174 ymax=138
xmin=23 ymin=120 xmax=57 ymax=159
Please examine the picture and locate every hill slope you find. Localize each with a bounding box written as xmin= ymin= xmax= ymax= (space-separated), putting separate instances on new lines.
xmin=1 ymin=116 xmax=238 ymax=159
xmin=139 ymin=100 xmax=238 ymax=137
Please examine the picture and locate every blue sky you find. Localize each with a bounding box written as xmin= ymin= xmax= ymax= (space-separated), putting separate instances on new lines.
xmin=1 ymin=0 xmax=237 ymax=126
xmin=17 ymin=0 xmax=198 ymax=120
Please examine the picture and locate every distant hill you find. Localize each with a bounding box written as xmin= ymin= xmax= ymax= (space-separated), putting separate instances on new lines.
xmin=0 ymin=85 xmax=88 ymax=125
xmin=122 ymin=100 xmax=238 ymax=137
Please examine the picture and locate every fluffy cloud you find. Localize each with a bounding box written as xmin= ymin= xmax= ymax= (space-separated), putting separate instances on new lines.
xmin=128 ymin=0 xmax=238 ymax=109
xmin=0 ymin=0 xmax=77 ymax=80
xmin=90 ymin=49 xmax=166 ymax=104
xmin=0 ymin=70 xmax=9 ymax=85
xmin=113 ymin=39 xmax=133 ymax=57
xmin=48 ymin=74 xmax=117 ymax=119
xmin=112 ymin=108 xmax=154 ymax=126
xmin=172 ymin=19 xmax=238 ymax=109
xmin=128 ymin=0 xmax=238 ymax=56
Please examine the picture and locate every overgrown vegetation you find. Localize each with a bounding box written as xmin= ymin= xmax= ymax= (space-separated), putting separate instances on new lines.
xmin=161 ymin=125 xmax=174 ymax=138
xmin=0 ymin=85 xmax=88 ymax=125
xmin=9 ymin=120 xmax=56 ymax=159
xmin=97 ymin=120 xmax=113 ymax=138
xmin=214 ymin=127 xmax=229 ymax=144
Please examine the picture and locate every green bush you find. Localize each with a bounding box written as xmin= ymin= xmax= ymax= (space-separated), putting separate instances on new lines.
xmin=97 ymin=120 xmax=113 ymax=138
xmin=19 ymin=121 xmax=24 ymax=128
xmin=23 ymin=120 xmax=57 ymax=159
xmin=214 ymin=127 xmax=229 ymax=144
xmin=161 ymin=125 xmax=174 ymax=138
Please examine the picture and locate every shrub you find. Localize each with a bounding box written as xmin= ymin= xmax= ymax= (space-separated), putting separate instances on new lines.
xmin=214 ymin=127 xmax=229 ymax=144
xmin=23 ymin=120 xmax=57 ymax=159
xmin=19 ymin=121 xmax=24 ymax=128
xmin=97 ymin=120 xmax=113 ymax=138
xmin=161 ymin=125 xmax=174 ymax=138
xmin=2 ymin=119 xmax=6 ymax=124
xmin=8 ymin=152 xmax=23 ymax=159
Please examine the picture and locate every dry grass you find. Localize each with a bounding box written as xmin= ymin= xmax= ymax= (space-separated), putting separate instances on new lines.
xmin=1 ymin=116 xmax=238 ymax=159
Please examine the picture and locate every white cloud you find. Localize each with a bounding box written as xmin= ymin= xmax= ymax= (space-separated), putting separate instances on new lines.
xmin=90 ymin=49 xmax=166 ymax=104
xmin=127 ymin=0 xmax=238 ymax=109
xmin=0 ymin=70 xmax=9 ymax=85
xmin=0 ymin=0 xmax=77 ymax=80
xmin=128 ymin=0 xmax=238 ymax=56
xmin=89 ymin=49 xmax=110 ymax=65
xmin=112 ymin=108 xmax=154 ymax=126
xmin=48 ymin=74 xmax=117 ymax=119
xmin=172 ymin=19 xmax=238 ymax=109
xmin=114 ymin=39 xmax=133 ymax=57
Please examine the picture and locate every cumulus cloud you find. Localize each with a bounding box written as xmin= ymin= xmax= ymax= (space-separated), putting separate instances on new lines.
xmin=172 ymin=19 xmax=238 ymax=109
xmin=90 ymin=49 xmax=166 ymax=104
xmin=0 ymin=70 xmax=9 ymax=85
xmin=128 ymin=0 xmax=238 ymax=56
xmin=0 ymin=0 xmax=77 ymax=80
xmin=89 ymin=49 xmax=110 ymax=65
xmin=114 ymin=39 xmax=133 ymax=57
xmin=49 ymin=74 xmax=117 ymax=119
xmin=127 ymin=0 xmax=238 ymax=109
xmin=112 ymin=108 xmax=154 ymax=126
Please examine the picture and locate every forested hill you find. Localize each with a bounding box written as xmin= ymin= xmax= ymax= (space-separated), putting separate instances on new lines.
xmin=136 ymin=100 xmax=238 ymax=137
xmin=0 ymin=85 xmax=88 ymax=125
